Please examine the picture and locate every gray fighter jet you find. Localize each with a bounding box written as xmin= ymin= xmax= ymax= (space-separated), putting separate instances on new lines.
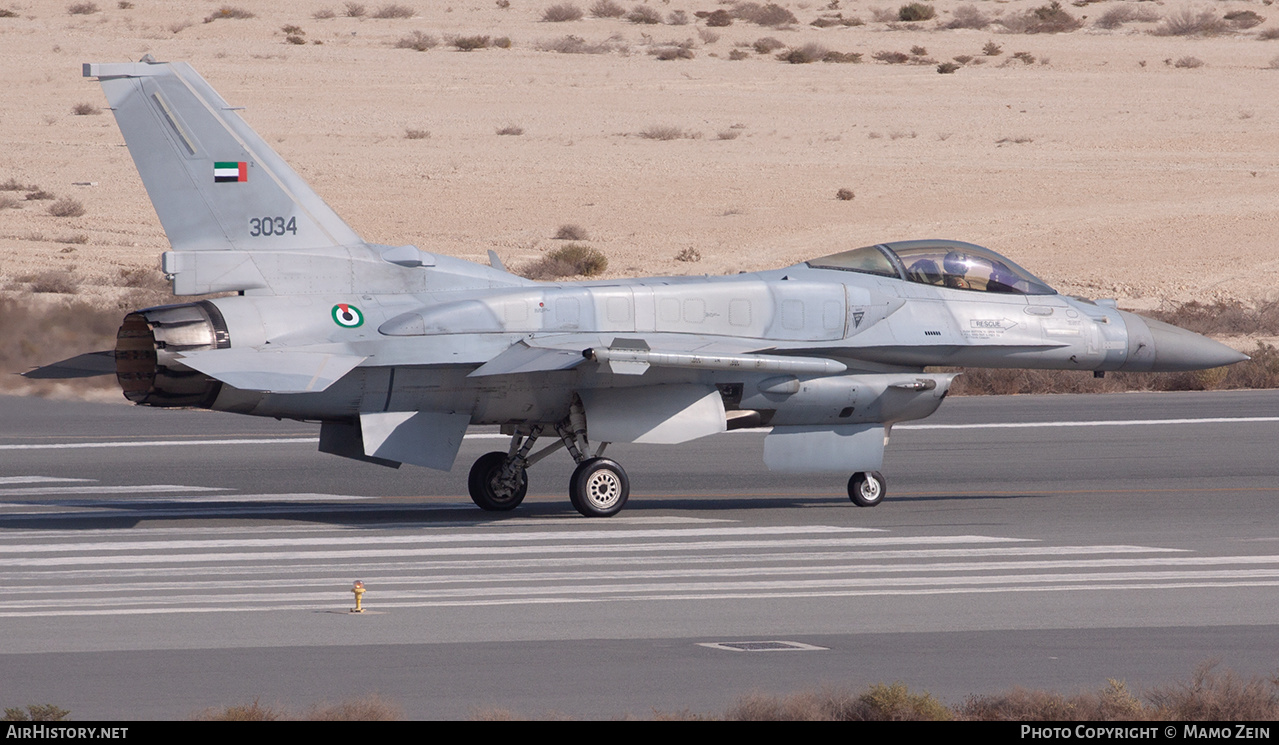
xmin=41 ymin=59 xmax=1246 ymax=516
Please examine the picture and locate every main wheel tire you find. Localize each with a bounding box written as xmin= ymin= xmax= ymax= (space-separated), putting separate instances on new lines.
xmin=468 ymin=451 xmax=528 ymax=511
xmin=848 ymin=471 xmax=886 ymax=507
xmin=569 ymin=458 xmax=630 ymax=517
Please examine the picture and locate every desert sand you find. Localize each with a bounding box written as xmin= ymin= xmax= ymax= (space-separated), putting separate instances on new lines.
xmin=2 ymin=0 xmax=1277 ymax=324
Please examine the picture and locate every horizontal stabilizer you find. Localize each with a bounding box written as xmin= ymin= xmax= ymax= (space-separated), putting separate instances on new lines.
xmin=176 ymin=349 xmax=365 ymax=393
xmin=22 ymin=351 xmax=116 ymax=379
xmin=359 ymin=411 xmax=470 ymax=471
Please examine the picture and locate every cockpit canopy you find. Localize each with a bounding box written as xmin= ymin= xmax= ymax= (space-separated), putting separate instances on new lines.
xmin=806 ymin=240 xmax=1056 ymax=296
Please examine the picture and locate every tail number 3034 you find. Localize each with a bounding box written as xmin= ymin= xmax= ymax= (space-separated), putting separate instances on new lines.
xmin=249 ymin=216 xmax=298 ymax=236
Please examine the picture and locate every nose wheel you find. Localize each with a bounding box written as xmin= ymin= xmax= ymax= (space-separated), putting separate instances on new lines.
xmin=848 ymin=471 xmax=886 ymax=507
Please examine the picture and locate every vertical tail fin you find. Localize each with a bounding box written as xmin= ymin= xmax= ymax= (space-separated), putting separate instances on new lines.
xmin=85 ymin=58 xmax=363 ymax=256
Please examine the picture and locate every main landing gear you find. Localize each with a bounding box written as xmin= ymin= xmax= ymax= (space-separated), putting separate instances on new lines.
xmin=467 ymin=404 xmax=630 ymax=517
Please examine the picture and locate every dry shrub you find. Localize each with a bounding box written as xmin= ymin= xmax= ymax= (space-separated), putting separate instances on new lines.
xmin=313 ymin=8 xmax=337 ymax=19
xmin=946 ymin=5 xmax=990 ymax=30
xmin=493 ymin=36 xmax=511 ymax=48
xmin=999 ymin=1 xmax=1082 ymax=34
xmin=734 ymin=2 xmax=797 ymax=27
xmin=897 ymin=3 xmax=934 ymax=22
xmin=675 ymin=247 xmax=701 ymax=262
xmin=1224 ymin=10 xmax=1265 ymax=31
xmin=194 ymin=694 xmax=401 ymax=721
xmin=372 ymin=3 xmax=414 ymax=18
xmin=521 ymin=243 xmax=608 ymax=279
xmin=872 ymin=50 xmax=910 ymax=64
xmin=728 ymin=48 xmax=749 ymax=60
xmin=1174 ymin=56 xmax=1204 ymax=69
xmin=667 ymin=10 xmax=688 ymax=25
xmin=650 ymin=43 xmax=695 ymax=60
xmin=702 ymin=9 xmax=733 ymax=27
xmin=1 ymin=178 xmax=30 ymax=191
xmin=811 ymin=14 xmax=863 ymax=28
xmin=204 ymin=6 xmax=254 ymax=22
xmin=960 ymin=679 xmax=1145 ymax=721
xmin=589 ymin=0 xmax=624 ymax=18
xmin=1153 ymin=9 xmax=1226 ymax=37
xmin=344 ymin=2 xmax=365 ymax=16
xmin=638 ymin=124 xmax=695 ymax=140
xmin=194 ymin=700 xmax=282 ymax=721
xmin=752 ymin=36 xmax=785 ymax=54
xmin=71 ymin=103 xmax=100 ymax=116
xmin=404 ymin=128 xmax=429 ymax=139
xmin=1 ymin=6 xmax=20 ymax=16
xmin=0 ymin=195 xmax=20 ymax=210
xmin=16 ymin=270 xmax=79 ymax=295
xmin=823 ymin=51 xmax=862 ymax=63
xmin=306 ymin=694 xmax=402 ymax=721
xmin=727 ymin=683 xmax=950 ymax=721
xmin=1149 ymin=662 xmax=1279 ymax=720
xmin=67 ymin=2 xmax=97 ymax=14
xmin=48 ymin=198 xmax=85 ymax=217
xmin=555 ymin=224 xmax=589 ymax=240
xmin=394 ymin=31 xmax=437 ymax=50
xmin=56 ymin=234 xmax=88 ymax=244
xmin=452 ymin=34 xmax=490 ymax=50
xmin=698 ymin=28 xmax=720 ymax=44
xmin=1011 ymin=50 xmax=1035 ymax=64
xmin=2 ymin=705 xmax=70 ymax=722
xmin=495 ymin=123 xmax=524 ymax=135
xmin=626 ymin=4 xmax=662 ymax=24
xmin=1258 ymin=27 xmax=1279 ymax=40
xmin=836 ymin=188 xmax=855 ymax=201
xmin=1094 ymin=4 xmax=1160 ymax=30
xmin=537 ymin=35 xmax=624 ymax=53
xmin=777 ymin=43 xmax=828 ymax=64
xmin=982 ymin=40 xmax=1002 ymax=56
xmin=542 ymin=3 xmax=583 ymax=22
xmin=937 ymin=61 xmax=960 ymax=74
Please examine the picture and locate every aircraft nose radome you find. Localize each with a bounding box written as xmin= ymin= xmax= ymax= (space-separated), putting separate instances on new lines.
xmin=1119 ymin=311 xmax=1250 ymax=372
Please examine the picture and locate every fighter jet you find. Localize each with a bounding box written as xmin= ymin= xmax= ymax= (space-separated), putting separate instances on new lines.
xmin=36 ymin=59 xmax=1246 ymax=517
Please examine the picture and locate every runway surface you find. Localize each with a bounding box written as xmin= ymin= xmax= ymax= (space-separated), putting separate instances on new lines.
xmin=1 ymin=390 xmax=1277 ymax=719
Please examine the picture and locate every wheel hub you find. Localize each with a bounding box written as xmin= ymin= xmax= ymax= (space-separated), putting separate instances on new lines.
xmin=585 ymin=470 xmax=622 ymax=508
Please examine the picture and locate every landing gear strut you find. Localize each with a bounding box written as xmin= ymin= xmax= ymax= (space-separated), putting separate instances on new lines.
xmin=465 ymin=401 xmax=628 ymax=517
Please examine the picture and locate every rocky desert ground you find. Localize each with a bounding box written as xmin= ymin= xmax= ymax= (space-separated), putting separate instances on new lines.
xmin=2 ymin=0 xmax=1277 ymax=394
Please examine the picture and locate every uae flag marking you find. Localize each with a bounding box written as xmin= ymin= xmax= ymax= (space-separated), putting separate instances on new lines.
xmin=214 ymin=161 xmax=247 ymax=183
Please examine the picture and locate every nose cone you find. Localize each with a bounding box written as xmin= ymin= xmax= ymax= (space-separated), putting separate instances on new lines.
xmin=1118 ymin=311 xmax=1250 ymax=372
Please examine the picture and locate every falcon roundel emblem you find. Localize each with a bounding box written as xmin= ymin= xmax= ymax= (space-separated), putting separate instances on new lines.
xmin=331 ymin=303 xmax=364 ymax=328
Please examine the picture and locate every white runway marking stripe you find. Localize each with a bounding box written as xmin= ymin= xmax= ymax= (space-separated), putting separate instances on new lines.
xmin=0 ymin=476 xmax=95 ymax=485
xmin=0 ymin=525 xmax=884 ymax=554
xmin=0 ymin=485 xmax=226 ymax=497
xmin=5 ymin=572 xmax=1279 ymax=617
xmin=10 ymin=554 xmax=1275 ymax=597
xmin=0 ymin=534 xmax=1029 ymax=567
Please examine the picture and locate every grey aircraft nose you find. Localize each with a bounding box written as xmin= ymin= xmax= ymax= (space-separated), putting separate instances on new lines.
xmin=1117 ymin=310 xmax=1250 ymax=372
